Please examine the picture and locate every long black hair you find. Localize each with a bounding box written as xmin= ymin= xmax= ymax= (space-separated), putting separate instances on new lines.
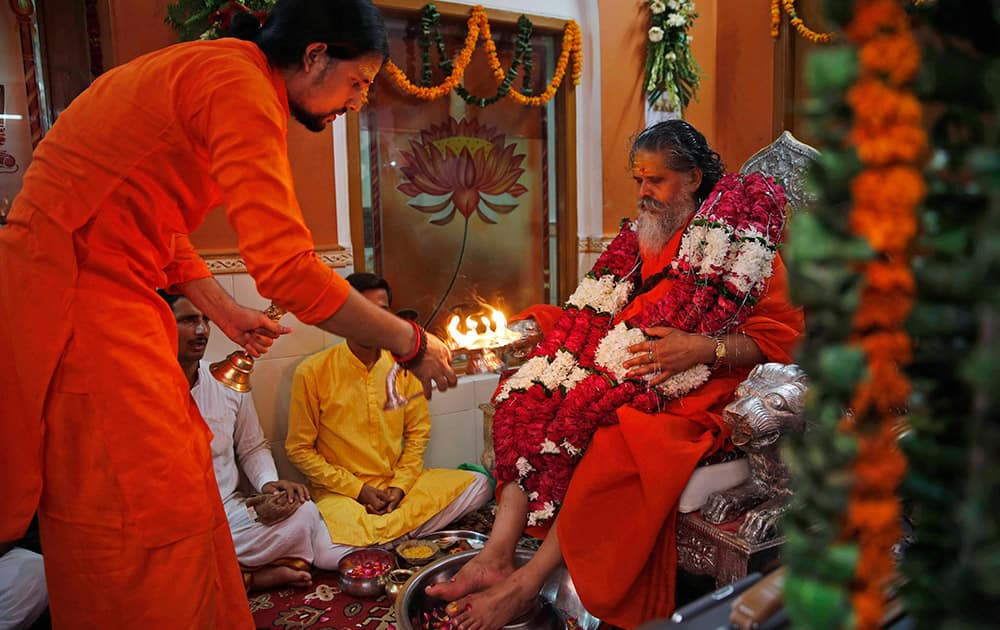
xmin=231 ymin=0 xmax=390 ymax=68
xmin=629 ymin=120 xmax=725 ymax=206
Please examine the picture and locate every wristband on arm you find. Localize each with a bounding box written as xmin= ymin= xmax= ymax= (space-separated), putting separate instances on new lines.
xmin=393 ymin=320 xmax=428 ymax=370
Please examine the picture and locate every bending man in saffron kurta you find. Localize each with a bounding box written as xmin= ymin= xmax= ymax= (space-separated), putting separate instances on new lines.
xmin=163 ymin=290 xmax=352 ymax=591
xmin=426 ymin=120 xmax=805 ymax=630
xmin=287 ymin=274 xmax=492 ymax=550
xmin=0 ymin=2 xmax=458 ymax=627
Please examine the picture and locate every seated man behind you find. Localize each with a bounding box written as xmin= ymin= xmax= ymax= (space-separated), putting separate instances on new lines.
xmin=287 ymin=273 xmax=491 ymax=552
xmin=160 ymin=290 xmax=347 ymax=592
xmin=426 ymin=120 xmax=805 ymax=629
xmin=0 ymin=538 xmax=47 ymax=630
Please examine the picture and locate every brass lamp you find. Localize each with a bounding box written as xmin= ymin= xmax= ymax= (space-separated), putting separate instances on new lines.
xmin=210 ymin=303 xmax=286 ymax=392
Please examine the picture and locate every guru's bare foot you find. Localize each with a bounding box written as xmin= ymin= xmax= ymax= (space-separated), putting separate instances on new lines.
xmin=251 ymin=565 xmax=313 ymax=591
xmin=451 ymin=573 xmax=538 ymax=630
xmin=424 ymin=552 xmax=515 ymax=601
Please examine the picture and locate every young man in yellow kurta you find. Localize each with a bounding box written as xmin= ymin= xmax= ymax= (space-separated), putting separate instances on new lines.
xmin=287 ymin=274 xmax=491 ymax=548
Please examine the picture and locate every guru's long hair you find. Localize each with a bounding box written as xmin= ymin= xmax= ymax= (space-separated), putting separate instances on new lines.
xmin=629 ymin=119 xmax=725 ymax=206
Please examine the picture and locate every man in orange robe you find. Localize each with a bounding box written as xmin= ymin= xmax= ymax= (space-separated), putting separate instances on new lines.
xmin=0 ymin=1 xmax=457 ymax=627
xmin=427 ymin=120 xmax=804 ymax=629
xmin=557 ymin=233 xmax=802 ymax=628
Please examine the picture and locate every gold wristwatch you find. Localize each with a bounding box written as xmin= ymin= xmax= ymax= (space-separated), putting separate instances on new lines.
xmin=711 ymin=337 xmax=727 ymax=371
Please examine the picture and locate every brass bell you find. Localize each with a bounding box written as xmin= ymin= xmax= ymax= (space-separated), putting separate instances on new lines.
xmin=210 ymin=351 xmax=256 ymax=392
xmin=211 ymin=303 xmax=287 ymax=392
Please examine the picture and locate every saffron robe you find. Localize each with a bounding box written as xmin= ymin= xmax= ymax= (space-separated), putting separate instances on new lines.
xmin=557 ymin=226 xmax=805 ymax=628
xmin=287 ymin=344 xmax=480 ymax=545
xmin=0 ymin=39 xmax=349 ymax=627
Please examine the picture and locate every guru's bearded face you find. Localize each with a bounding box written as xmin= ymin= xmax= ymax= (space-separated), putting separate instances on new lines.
xmin=631 ymin=149 xmax=701 ymax=257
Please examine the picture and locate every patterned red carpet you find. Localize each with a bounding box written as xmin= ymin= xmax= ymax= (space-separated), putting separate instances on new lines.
xmin=250 ymin=503 xmax=509 ymax=629
xmin=250 ymin=574 xmax=397 ymax=630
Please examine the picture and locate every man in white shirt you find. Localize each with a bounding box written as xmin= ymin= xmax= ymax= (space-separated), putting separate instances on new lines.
xmin=161 ymin=290 xmax=351 ymax=591
xmin=0 ymin=541 xmax=47 ymax=630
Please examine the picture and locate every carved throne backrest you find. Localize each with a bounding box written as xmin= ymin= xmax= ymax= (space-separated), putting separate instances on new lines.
xmin=739 ymin=131 xmax=820 ymax=214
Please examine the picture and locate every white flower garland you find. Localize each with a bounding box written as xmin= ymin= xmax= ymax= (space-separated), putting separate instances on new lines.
xmin=527 ymin=501 xmax=556 ymax=527
xmin=496 ymin=276 xmax=635 ymax=403
xmin=726 ymin=238 xmax=777 ymax=294
xmin=540 ymin=439 xmax=561 ymax=454
xmin=645 ymin=0 xmax=700 ymax=111
xmin=659 ymin=363 xmax=712 ymax=398
xmin=567 ymin=275 xmax=634 ymax=314
xmin=495 ymin=351 xmax=599 ymax=403
xmin=595 ymin=322 xmax=711 ymax=400
xmin=561 ymin=439 xmax=582 ymax=457
xmin=500 ymin=177 xmax=782 ymax=464
xmin=594 ymin=323 xmax=647 ymax=381
xmin=515 ymin=456 xmax=534 ymax=477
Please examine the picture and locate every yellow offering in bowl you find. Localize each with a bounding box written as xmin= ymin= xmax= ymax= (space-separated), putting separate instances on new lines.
xmin=396 ymin=539 xmax=440 ymax=566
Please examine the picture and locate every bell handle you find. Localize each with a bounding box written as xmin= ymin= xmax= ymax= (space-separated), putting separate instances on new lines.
xmin=263 ymin=303 xmax=287 ymax=321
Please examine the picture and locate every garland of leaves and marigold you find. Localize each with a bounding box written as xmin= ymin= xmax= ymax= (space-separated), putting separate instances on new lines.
xmin=417 ymin=4 xmax=534 ymax=108
xmin=898 ymin=0 xmax=999 ymax=626
xmin=782 ymin=0 xmax=925 ymax=628
xmin=783 ymin=1 xmax=1000 ymax=627
xmin=383 ymin=4 xmax=582 ymax=107
xmin=770 ymin=0 xmax=836 ymax=44
xmin=164 ymin=1 xmax=581 ymax=108
xmin=166 ymin=0 xmax=272 ymax=41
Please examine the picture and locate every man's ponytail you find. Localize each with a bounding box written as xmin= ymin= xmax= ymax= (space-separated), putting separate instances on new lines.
xmin=230 ymin=11 xmax=263 ymax=41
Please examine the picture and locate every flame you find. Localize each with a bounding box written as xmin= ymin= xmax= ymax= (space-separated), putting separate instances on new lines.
xmin=446 ymin=307 xmax=522 ymax=350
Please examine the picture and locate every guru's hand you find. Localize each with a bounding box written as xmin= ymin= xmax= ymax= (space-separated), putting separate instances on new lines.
xmin=623 ymin=326 xmax=714 ymax=386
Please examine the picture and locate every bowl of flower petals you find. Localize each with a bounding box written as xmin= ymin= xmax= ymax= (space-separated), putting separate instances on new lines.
xmin=393 ymin=549 xmax=599 ymax=630
xmin=396 ymin=539 xmax=441 ymax=567
xmin=338 ymin=548 xmax=395 ymax=598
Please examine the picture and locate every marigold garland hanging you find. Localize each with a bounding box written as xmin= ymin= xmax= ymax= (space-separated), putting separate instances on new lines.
xmin=783 ymin=0 xmax=926 ymax=628
xmin=841 ymin=2 xmax=924 ymax=625
xmin=383 ymin=4 xmax=583 ymax=107
xmin=770 ymin=0 xmax=835 ymax=43
xmin=417 ymin=5 xmax=535 ymax=108
xmin=165 ymin=1 xmax=581 ymax=108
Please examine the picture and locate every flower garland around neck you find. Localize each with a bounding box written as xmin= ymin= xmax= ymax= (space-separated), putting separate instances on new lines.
xmin=492 ymin=172 xmax=788 ymax=525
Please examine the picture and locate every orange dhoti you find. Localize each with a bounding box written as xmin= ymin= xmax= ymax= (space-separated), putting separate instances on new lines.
xmin=557 ymin=249 xmax=803 ymax=628
xmin=558 ymin=383 xmax=734 ymax=627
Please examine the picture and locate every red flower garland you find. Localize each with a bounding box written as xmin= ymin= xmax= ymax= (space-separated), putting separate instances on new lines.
xmin=494 ymin=173 xmax=788 ymax=523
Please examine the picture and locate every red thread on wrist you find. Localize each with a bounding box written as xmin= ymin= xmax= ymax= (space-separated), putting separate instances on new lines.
xmin=393 ymin=320 xmax=423 ymax=364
